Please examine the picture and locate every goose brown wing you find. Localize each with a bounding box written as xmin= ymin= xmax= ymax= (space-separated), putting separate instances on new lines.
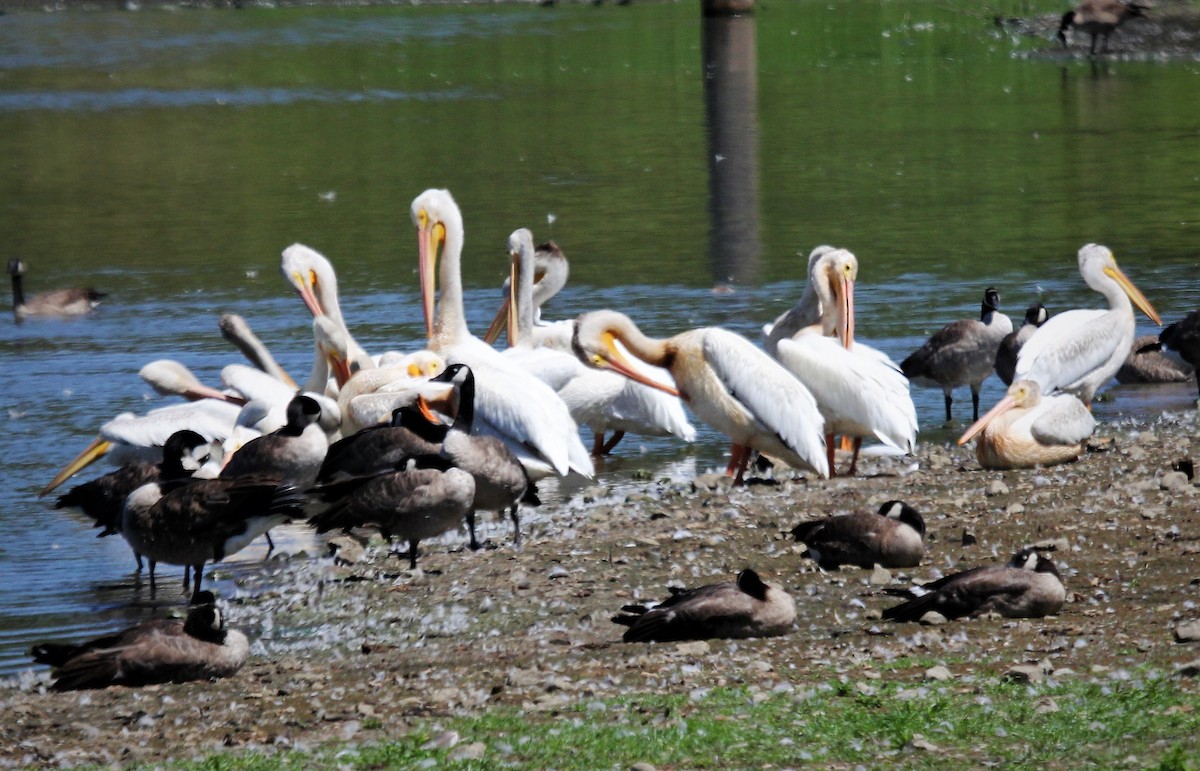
xmin=621 ymin=583 xmax=753 ymax=642
xmin=55 ymin=461 xmax=160 ymax=536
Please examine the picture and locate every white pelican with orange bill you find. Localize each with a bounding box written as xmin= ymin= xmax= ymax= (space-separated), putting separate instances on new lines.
xmin=1014 ymin=243 xmax=1161 ymax=405
xmin=572 ymin=310 xmax=827 ymax=483
xmin=958 ymin=379 xmax=1095 ymax=469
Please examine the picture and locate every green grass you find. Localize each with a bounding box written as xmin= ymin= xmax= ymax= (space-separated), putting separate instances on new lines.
xmin=160 ymin=673 xmax=1200 ymax=770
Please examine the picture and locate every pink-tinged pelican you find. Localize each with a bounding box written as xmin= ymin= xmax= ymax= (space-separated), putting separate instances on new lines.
xmin=498 ymin=229 xmax=695 ymax=455
xmin=767 ymin=248 xmax=916 ymax=476
xmin=902 ymin=287 xmax=1013 ymax=423
xmin=280 ymin=243 xmax=375 ymax=375
xmin=572 ymin=310 xmax=828 ymax=482
xmin=958 ymin=379 xmax=1095 ymax=469
xmin=411 ymin=189 xmax=593 ymax=480
xmin=1014 ymin=244 xmax=1161 ymax=405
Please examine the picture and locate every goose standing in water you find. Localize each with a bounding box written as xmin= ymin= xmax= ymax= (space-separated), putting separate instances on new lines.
xmin=767 ymin=248 xmax=916 ymax=475
xmin=790 ymin=500 xmax=926 ymax=570
xmin=883 ymin=549 xmax=1065 ymax=622
xmin=995 ymin=302 xmax=1049 ymax=386
xmin=30 ymin=591 xmax=249 ymax=691
xmin=958 ymin=379 xmax=1095 ymax=469
xmin=902 ymin=287 xmax=1013 ymax=423
xmin=1116 ymin=335 xmax=1193 ymax=385
xmin=572 ymin=309 xmax=828 ymax=482
xmin=309 ymin=454 xmax=475 ymax=570
xmin=1058 ymin=0 xmax=1148 ymax=54
xmin=613 ymin=569 xmax=796 ymax=642
xmin=121 ymin=431 xmax=307 ymax=601
xmin=411 ymin=188 xmax=593 ymax=480
xmin=316 ymin=405 xmax=445 ymax=484
xmin=1014 ymin=244 xmax=1160 ymax=406
xmin=9 ymin=258 xmax=105 ymax=322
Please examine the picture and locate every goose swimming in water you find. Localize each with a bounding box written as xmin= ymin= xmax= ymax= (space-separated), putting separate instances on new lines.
xmin=9 ymin=258 xmax=105 ymax=322
xmin=30 ymin=591 xmax=249 ymax=691
xmin=613 ymin=569 xmax=796 ymax=642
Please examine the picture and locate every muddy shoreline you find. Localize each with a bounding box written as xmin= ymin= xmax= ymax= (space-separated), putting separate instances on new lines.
xmin=3 ymin=407 xmax=1200 ymax=767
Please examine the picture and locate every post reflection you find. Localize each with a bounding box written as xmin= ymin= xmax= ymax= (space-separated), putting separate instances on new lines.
xmin=702 ymin=12 xmax=760 ymax=288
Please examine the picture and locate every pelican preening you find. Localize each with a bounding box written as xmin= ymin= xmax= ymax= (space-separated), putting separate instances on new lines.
xmin=572 ymin=309 xmax=828 ymax=482
xmin=1058 ymin=0 xmax=1148 ymax=54
xmin=1013 ymin=244 xmax=1160 ymax=406
xmin=9 ymin=258 xmax=106 ymax=322
xmin=902 ymin=287 xmax=1013 ymax=423
xmin=411 ymin=188 xmax=593 ymax=480
xmin=957 ymin=379 xmax=1095 ymax=469
xmin=766 ymin=247 xmax=916 ymax=476
xmin=612 ymin=569 xmax=796 ymax=643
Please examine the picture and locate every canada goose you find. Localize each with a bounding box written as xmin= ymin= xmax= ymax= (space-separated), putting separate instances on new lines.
xmin=219 ymin=394 xmax=328 ymax=488
xmin=790 ymin=500 xmax=926 ymax=570
xmin=882 ymin=548 xmax=1065 ymax=622
xmin=309 ymin=454 xmax=476 ymax=569
xmin=1116 ymin=335 xmax=1193 ymax=385
xmin=1158 ymin=311 xmax=1200 ymax=398
xmin=8 ymin=258 xmax=105 ymax=322
xmin=959 ymin=379 xmax=1095 ymax=469
xmin=121 ymin=437 xmax=308 ymax=601
xmin=425 ymin=363 xmax=535 ymax=549
xmin=30 ymin=591 xmax=249 ymax=691
xmin=612 ymin=569 xmax=796 ymax=642
xmin=316 ymin=406 xmax=445 ymax=484
xmin=1058 ymin=0 xmax=1148 ymax=55
xmin=995 ymin=303 xmax=1049 ymax=386
xmin=902 ymin=288 xmax=1013 ymax=423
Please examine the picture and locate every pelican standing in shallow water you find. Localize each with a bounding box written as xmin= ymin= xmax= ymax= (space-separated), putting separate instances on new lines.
xmin=411 ymin=189 xmax=593 ymax=480
xmin=767 ymin=248 xmax=916 ymax=476
xmin=958 ymin=379 xmax=1095 ymax=469
xmin=572 ymin=309 xmax=828 ymax=482
xmin=1014 ymin=244 xmax=1160 ymax=406
xmin=902 ymin=287 xmax=1013 ymax=423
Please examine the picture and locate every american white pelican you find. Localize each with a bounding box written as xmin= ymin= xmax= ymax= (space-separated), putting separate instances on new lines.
xmin=1159 ymin=311 xmax=1200 ymax=398
xmin=1116 ymin=335 xmax=1193 ymax=385
xmin=280 ymin=243 xmax=375 ymax=374
xmin=883 ymin=549 xmax=1065 ymax=622
xmin=411 ymin=188 xmax=593 ymax=479
xmin=139 ymin=360 xmax=246 ymax=405
xmin=31 ymin=592 xmax=249 ymax=691
xmin=572 ymin=309 xmax=828 ymax=481
xmin=121 ymin=431 xmax=307 ymax=601
xmin=9 ymin=258 xmax=105 ymax=322
xmin=902 ymin=287 xmax=1013 ymax=422
xmin=1058 ymin=0 xmax=1147 ymax=54
xmin=769 ymin=248 xmax=916 ymax=475
xmin=761 ymin=245 xmax=836 ymax=354
xmin=790 ymin=500 xmax=925 ymax=570
xmin=310 ymin=455 xmax=475 ymax=570
xmin=335 ymin=350 xmax=445 ymax=435
xmin=612 ymin=569 xmax=796 ymax=643
xmin=1014 ymin=244 xmax=1160 ymax=405
xmin=957 ymin=379 xmax=1095 ymax=469
xmin=219 ymin=313 xmax=299 ymax=389
xmin=995 ymin=302 xmax=1049 ymax=386
xmin=484 ymin=239 xmax=574 ymax=351
xmin=500 ymin=229 xmax=695 ymax=455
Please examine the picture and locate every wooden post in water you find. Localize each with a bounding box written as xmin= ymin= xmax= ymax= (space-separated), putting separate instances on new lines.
xmin=701 ymin=0 xmax=755 ymax=16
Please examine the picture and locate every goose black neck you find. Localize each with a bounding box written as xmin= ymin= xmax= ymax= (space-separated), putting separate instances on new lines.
xmin=452 ymin=371 xmax=475 ymax=433
xmin=10 ymin=269 xmax=24 ymax=310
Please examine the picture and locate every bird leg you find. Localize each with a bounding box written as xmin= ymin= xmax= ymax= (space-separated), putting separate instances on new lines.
xmin=825 ymin=433 xmax=837 ymax=478
xmin=731 ymin=444 xmax=752 ymax=485
xmin=943 ymin=393 xmax=953 ymax=423
xmin=134 ymin=552 xmax=144 ymax=574
xmin=600 ymin=430 xmax=626 ymax=455
xmin=408 ymin=539 xmax=420 ymax=570
xmin=591 ymin=432 xmax=605 ymax=457
xmin=182 ymin=565 xmax=191 ymax=592
xmin=847 ymin=437 xmax=864 ymax=477
xmin=149 ymin=559 xmax=158 ymax=598
xmin=189 ymin=565 xmax=205 ymax=603
xmin=466 ymin=510 xmax=482 ymax=551
xmin=265 ymin=531 xmax=276 ymax=555
xmin=508 ymin=505 xmax=522 ymax=548
xmin=971 ymin=389 xmax=981 ymax=422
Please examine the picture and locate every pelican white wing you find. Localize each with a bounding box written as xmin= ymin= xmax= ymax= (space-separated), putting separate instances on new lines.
xmin=1029 ymin=394 xmax=1096 ymax=445
xmin=1014 ymin=309 xmax=1119 ymax=393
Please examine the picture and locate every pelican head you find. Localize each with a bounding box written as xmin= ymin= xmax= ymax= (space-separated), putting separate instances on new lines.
xmin=506 ymin=228 xmax=537 ymax=346
xmin=572 ymin=310 xmax=680 ymax=397
xmin=281 ymin=243 xmax=342 ymax=321
xmin=410 ymin=189 xmax=462 ymax=341
xmin=816 ymin=249 xmax=857 ymax=347
xmin=314 ymin=316 xmax=353 ymax=388
xmin=1078 ymin=244 xmax=1161 ymax=326
xmin=957 ymin=379 xmax=1043 ymax=445
xmin=139 ymin=360 xmax=242 ymax=404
